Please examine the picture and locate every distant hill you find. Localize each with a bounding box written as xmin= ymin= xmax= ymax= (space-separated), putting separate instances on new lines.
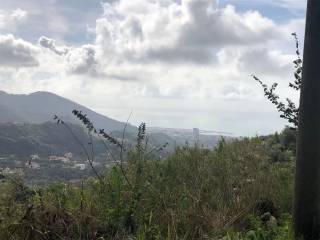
xmin=0 ymin=91 xmax=136 ymax=133
xmin=0 ymin=122 xmax=110 ymax=158
xmin=0 ymin=122 xmax=175 ymax=159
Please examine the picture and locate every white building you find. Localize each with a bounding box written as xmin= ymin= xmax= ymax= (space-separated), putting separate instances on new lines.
xmin=193 ymin=128 xmax=200 ymax=145
xmin=74 ymin=164 xmax=86 ymax=170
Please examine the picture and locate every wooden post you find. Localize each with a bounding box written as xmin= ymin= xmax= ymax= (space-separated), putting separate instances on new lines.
xmin=294 ymin=0 xmax=320 ymax=239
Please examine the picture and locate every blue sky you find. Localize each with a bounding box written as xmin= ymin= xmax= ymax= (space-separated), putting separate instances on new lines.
xmin=223 ymin=0 xmax=305 ymax=21
xmin=0 ymin=0 xmax=307 ymax=136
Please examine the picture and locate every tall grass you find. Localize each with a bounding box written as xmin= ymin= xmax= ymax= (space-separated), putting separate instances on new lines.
xmin=0 ymin=132 xmax=294 ymax=239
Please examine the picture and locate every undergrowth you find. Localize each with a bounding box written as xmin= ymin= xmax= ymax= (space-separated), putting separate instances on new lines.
xmin=0 ymin=122 xmax=295 ymax=239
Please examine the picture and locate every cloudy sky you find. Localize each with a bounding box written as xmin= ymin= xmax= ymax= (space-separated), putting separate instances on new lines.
xmin=0 ymin=0 xmax=307 ymax=136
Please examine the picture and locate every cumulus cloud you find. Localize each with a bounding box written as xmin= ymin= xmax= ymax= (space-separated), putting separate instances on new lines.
xmin=94 ymin=0 xmax=283 ymax=65
xmin=38 ymin=36 xmax=68 ymax=55
xmin=38 ymin=0 xmax=293 ymax=76
xmin=65 ymin=44 xmax=98 ymax=75
xmin=0 ymin=34 xmax=39 ymax=68
xmin=39 ymin=36 xmax=98 ymax=75
xmin=178 ymin=3 xmax=279 ymax=47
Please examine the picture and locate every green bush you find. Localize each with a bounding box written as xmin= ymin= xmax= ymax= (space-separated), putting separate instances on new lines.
xmin=223 ymin=214 xmax=293 ymax=240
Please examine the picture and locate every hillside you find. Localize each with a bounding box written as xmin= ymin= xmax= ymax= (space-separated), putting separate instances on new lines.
xmin=0 ymin=122 xmax=108 ymax=158
xmin=0 ymin=121 xmax=175 ymax=183
xmin=0 ymin=122 xmax=177 ymax=159
xmin=0 ymin=91 xmax=136 ymax=133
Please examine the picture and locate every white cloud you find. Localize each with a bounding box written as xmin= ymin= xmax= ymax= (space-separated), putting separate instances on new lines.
xmin=95 ymin=0 xmax=283 ymax=65
xmin=0 ymin=34 xmax=39 ymax=68
xmin=38 ymin=36 xmax=67 ymax=55
xmin=65 ymin=44 xmax=98 ymax=75
xmin=39 ymin=36 xmax=98 ymax=75
xmin=178 ymin=4 xmax=279 ymax=47
xmin=0 ymin=8 xmax=28 ymax=30
xmin=10 ymin=8 xmax=27 ymax=22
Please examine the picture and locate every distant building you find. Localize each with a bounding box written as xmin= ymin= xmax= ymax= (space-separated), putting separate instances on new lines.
xmin=30 ymin=154 xmax=40 ymax=160
xmin=193 ymin=128 xmax=200 ymax=145
xmin=74 ymin=164 xmax=86 ymax=170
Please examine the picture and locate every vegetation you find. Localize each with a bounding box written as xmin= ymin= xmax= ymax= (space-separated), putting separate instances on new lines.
xmin=0 ymin=124 xmax=296 ymax=239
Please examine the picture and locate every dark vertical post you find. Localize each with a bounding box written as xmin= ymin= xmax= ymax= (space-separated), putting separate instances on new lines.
xmin=294 ymin=0 xmax=320 ymax=239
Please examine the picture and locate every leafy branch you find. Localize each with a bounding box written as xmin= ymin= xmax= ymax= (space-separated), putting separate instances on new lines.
xmin=53 ymin=114 xmax=104 ymax=184
xmin=252 ymin=33 xmax=302 ymax=130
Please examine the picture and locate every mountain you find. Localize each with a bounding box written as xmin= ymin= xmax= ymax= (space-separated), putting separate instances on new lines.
xmin=0 ymin=91 xmax=136 ymax=133
xmin=0 ymin=122 xmax=108 ymax=158
xmin=0 ymin=104 xmax=24 ymax=122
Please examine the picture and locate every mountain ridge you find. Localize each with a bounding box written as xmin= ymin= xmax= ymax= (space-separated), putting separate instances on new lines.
xmin=0 ymin=90 xmax=136 ymax=133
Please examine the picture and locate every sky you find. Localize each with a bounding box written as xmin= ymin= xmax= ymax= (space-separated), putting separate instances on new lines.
xmin=0 ymin=0 xmax=307 ymax=136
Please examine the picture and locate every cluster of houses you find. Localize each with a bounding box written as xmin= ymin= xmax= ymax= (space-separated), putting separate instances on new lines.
xmin=0 ymin=152 xmax=105 ymax=175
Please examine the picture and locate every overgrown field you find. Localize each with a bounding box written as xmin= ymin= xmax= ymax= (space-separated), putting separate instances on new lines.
xmin=0 ymin=128 xmax=296 ymax=239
